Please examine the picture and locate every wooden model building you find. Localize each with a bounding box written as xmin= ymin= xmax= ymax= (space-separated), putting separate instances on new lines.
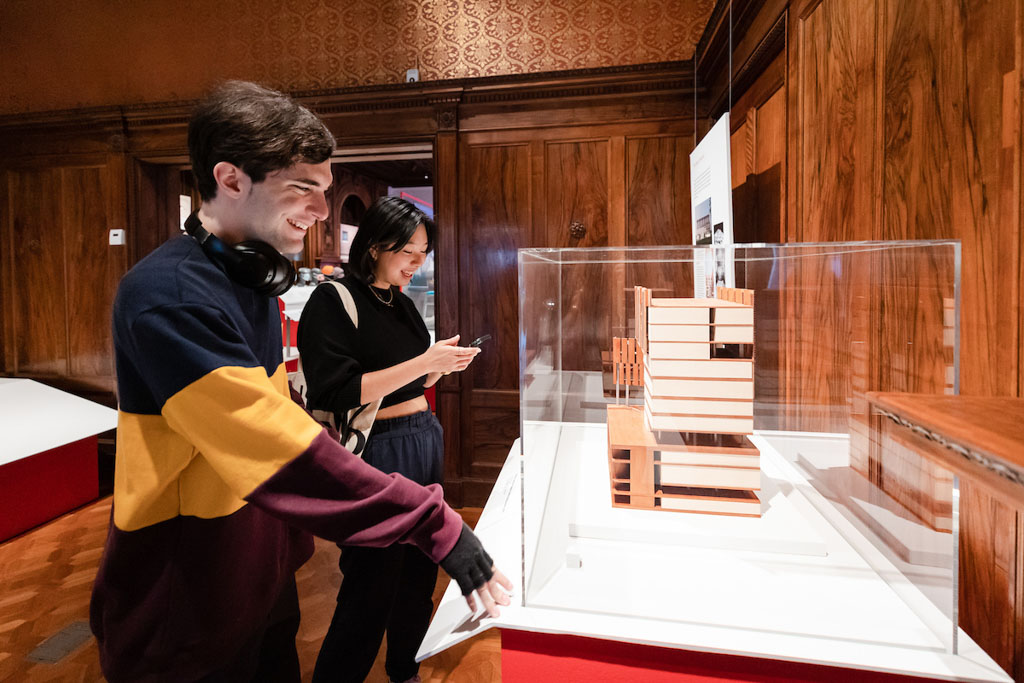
xmin=607 ymin=286 xmax=761 ymax=517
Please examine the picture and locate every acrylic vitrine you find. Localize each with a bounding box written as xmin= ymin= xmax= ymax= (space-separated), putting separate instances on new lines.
xmin=511 ymin=241 xmax=1007 ymax=680
xmin=418 ymin=240 xmax=1007 ymax=681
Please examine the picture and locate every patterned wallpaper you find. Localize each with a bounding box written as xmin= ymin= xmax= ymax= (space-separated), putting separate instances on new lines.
xmin=0 ymin=0 xmax=714 ymax=115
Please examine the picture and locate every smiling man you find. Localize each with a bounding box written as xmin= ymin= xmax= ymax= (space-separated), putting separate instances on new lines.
xmin=89 ymin=81 xmax=510 ymax=683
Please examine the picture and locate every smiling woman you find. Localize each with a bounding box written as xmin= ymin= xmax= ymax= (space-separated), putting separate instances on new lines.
xmin=298 ymin=196 xmax=487 ymax=683
xmin=371 ymin=226 xmax=429 ymax=290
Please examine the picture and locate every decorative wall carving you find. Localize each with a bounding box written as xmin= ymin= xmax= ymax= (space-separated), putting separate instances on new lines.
xmin=430 ymin=95 xmax=461 ymax=132
xmin=0 ymin=0 xmax=713 ymax=116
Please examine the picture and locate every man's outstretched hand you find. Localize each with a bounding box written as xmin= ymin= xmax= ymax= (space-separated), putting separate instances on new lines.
xmin=439 ymin=523 xmax=514 ymax=617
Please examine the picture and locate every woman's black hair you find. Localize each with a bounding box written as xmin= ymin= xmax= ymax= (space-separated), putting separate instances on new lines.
xmin=347 ymin=196 xmax=435 ymax=283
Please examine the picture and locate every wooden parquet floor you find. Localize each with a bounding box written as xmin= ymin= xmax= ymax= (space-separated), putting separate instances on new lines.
xmin=0 ymin=499 xmax=501 ymax=682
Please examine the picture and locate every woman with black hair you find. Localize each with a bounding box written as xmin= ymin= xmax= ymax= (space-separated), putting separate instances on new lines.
xmin=298 ymin=196 xmax=480 ymax=683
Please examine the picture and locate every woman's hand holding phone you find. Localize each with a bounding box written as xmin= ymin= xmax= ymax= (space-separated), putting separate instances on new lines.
xmin=425 ymin=335 xmax=481 ymax=375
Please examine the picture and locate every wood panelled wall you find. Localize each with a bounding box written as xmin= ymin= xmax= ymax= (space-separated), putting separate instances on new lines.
xmin=701 ymin=0 xmax=1024 ymax=678
xmin=455 ymin=121 xmax=694 ymax=499
xmin=314 ymin=165 xmax=385 ymax=265
xmin=0 ymin=63 xmax=698 ymax=498
xmin=0 ymin=146 xmax=128 ymax=401
xmin=0 ymin=0 xmax=714 ymax=116
xmin=2 ymin=0 xmax=1023 ymax=675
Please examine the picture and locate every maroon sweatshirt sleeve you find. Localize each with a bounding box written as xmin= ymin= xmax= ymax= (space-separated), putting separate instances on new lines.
xmin=246 ymin=429 xmax=463 ymax=563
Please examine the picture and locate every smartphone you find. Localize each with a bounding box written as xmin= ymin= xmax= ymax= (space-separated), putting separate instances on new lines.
xmin=468 ymin=334 xmax=491 ymax=348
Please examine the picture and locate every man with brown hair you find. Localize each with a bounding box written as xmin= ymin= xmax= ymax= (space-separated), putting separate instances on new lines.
xmin=90 ymin=81 xmax=509 ymax=682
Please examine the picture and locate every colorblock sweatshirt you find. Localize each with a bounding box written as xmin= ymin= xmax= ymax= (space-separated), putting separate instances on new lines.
xmin=89 ymin=236 xmax=462 ymax=682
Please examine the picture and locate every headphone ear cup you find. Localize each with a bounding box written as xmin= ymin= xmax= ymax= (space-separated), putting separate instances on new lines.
xmin=229 ymin=241 xmax=296 ymax=297
xmin=184 ymin=212 xmax=295 ymax=297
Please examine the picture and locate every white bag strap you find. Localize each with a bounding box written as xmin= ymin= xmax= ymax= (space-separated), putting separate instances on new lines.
xmin=291 ymin=279 xmax=357 ymax=398
xmin=293 ymin=279 xmax=382 ymax=456
xmin=326 ymin=280 xmax=359 ymax=329
xmin=294 ymin=280 xmax=358 ymax=380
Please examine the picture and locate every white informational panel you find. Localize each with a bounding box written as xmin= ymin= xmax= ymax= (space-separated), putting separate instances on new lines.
xmin=338 ymin=222 xmax=358 ymax=261
xmin=689 ymin=113 xmax=734 ymax=297
xmin=179 ymin=195 xmax=192 ymax=233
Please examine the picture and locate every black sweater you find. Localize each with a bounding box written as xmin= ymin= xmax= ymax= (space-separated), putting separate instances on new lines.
xmin=297 ymin=275 xmax=430 ymax=413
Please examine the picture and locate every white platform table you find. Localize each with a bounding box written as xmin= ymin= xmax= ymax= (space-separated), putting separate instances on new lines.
xmin=0 ymin=378 xmax=117 ymax=540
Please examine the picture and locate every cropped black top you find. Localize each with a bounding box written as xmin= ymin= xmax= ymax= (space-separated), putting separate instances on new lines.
xmin=297 ymin=275 xmax=430 ymax=412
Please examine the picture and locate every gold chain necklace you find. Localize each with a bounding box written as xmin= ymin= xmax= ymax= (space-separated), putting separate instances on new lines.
xmin=370 ymin=285 xmax=394 ymax=307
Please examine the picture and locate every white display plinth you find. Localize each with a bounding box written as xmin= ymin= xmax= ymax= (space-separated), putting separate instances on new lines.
xmin=417 ymin=422 xmax=1011 ymax=683
xmin=0 ymin=378 xmax=117 ymax=466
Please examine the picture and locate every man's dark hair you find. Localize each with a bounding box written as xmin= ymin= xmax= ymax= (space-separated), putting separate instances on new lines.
xmin=347 ymin=196 xmax=435 ymax=283
xmin=188 ymin=80 xmax=336 ymax=201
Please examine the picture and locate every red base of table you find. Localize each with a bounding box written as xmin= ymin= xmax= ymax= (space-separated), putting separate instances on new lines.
xmin=501 ymin=630 xmax=942 ymax=682
xmin=0 ymin=435 xmax=98 ymax=542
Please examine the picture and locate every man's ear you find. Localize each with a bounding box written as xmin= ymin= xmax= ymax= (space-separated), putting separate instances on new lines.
xmin=211 ymin=161 xmax=250 ymax=199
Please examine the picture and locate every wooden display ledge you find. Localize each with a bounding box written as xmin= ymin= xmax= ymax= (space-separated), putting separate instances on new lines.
xmin=867 ymin=392 xmax=1024 ymax=508
xmin=867 ymin=392 xmax=1024 ymax=681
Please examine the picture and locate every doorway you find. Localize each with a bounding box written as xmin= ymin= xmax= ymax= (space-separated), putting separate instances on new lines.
xmin=321 ymin=144 xmax=436 ymax=341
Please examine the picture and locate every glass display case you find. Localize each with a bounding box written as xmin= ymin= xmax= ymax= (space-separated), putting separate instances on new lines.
xmin=420 ymin=241 xmax=1009 ymax=682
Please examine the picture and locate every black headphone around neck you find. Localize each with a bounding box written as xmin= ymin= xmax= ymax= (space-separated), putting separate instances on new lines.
xmin=184 ymin=212 xmax=295 ymax=297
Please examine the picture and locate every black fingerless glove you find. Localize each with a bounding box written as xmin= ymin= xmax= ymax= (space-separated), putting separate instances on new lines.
xmin=439 ymin=522 xmax=494 ymax=596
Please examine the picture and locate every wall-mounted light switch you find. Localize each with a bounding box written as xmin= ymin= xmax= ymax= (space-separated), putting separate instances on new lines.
xmin=109 ymin=229 xmax=125 ymax=245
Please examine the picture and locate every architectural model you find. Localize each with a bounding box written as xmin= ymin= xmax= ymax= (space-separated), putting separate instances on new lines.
xmin=607 ymin=286 xmax=761 ymax=517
